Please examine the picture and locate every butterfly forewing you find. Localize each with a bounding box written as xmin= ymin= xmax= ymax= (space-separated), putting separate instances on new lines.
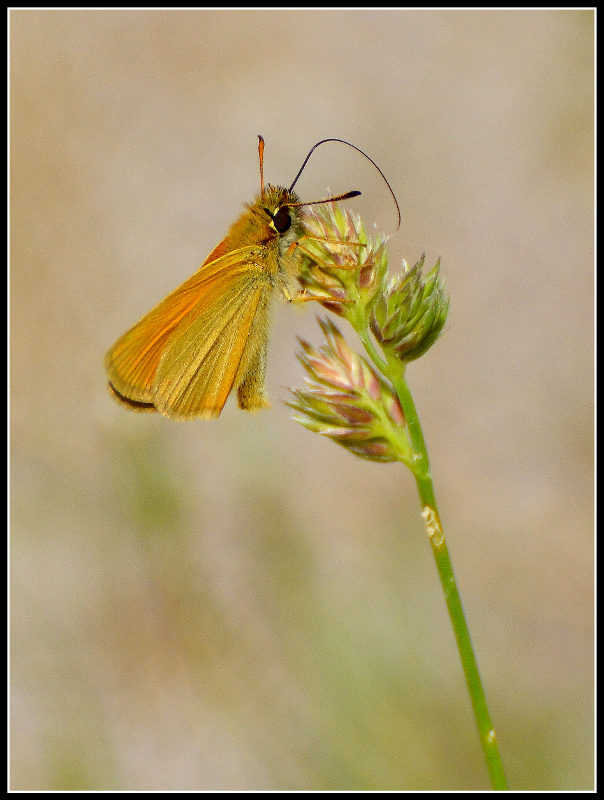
xmin=105 ymin=245 xmax=268 ymax=417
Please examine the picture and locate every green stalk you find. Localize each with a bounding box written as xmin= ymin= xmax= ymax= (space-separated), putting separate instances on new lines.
xmin=297 ymin=203 xmax=508 ymax=787
xmin=385 ymin=356 xmax=508 ymax=790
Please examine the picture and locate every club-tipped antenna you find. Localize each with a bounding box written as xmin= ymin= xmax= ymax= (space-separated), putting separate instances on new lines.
xmin=288 ymin=190 xmax=361 ymax=209
xmin=289 ymin=138 xmax=401 ymax=230
xmin=258 ymin=135 xmax=265 ymax=191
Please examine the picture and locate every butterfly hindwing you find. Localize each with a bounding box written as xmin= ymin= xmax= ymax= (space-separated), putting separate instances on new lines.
xmin=153 ymin=270 xmax=272 ymax=418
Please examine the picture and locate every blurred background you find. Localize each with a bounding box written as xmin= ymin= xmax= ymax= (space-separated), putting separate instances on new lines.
xmin=10 ymin=9 xmax=593 ymax=790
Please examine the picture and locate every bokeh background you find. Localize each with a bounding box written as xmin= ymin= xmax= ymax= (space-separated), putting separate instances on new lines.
xmin=11 ymin=9 xmax=593 ymax=791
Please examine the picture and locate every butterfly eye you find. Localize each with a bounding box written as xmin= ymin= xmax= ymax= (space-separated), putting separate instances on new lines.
xmin=272 ymin=208 xmax=292 ymax=234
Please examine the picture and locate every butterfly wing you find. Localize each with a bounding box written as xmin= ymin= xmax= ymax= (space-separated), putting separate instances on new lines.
xmin=153 ymin=269 xmax=272 ymax=419
xmin=105 ymin=245 xmax=272 ymax=418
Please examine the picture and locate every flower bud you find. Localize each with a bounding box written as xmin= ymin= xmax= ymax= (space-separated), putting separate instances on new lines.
xmin=299 ymin=203 xmax=388 ymax=319
xmin=288 ymin=318 xmax=412 ymax=464
xmin=370 ymin=256 xmax=449 ymax=363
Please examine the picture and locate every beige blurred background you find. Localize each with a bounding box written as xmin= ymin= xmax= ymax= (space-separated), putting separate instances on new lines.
xmin=10 ymin=9 xmax=593 ymax=790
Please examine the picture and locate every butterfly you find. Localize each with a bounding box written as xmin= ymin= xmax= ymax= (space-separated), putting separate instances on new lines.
xmin=106 ymin=136 xmax=396 ymax=419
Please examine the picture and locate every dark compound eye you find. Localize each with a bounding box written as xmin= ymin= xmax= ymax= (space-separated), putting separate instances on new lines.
xmin=272 ymin=208 xmax=292 ymax=233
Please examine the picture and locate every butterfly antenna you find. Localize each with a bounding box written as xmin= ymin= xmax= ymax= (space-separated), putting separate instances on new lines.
xmin=258 ymin=135 xmax=265 ymax=191
xmin=289 ymin=138 xmax=401 ymax=230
